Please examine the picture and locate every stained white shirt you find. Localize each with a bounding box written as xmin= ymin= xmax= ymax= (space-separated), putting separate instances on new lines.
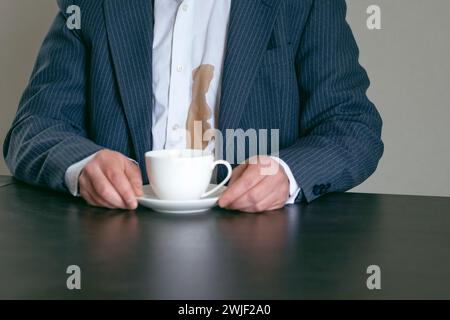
xmin=65 ymin=0 xmax=301 ymax=203
xmin=152 ymin=0 xmax=230 ymax=151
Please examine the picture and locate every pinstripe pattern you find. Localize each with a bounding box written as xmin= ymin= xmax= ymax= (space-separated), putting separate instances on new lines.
xmin=3 ymin=0 xmax=383 ymax=202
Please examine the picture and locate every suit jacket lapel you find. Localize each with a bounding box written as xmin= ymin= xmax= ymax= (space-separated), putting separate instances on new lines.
xmin=103 ymin=0 xmax=154 ymax=165
xmin=219 ymin=0 xmax=282 ymax=131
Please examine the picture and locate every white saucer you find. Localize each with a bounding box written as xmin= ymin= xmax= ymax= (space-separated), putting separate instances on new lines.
xmin=137 ymin=184 xmax=226 ymax=214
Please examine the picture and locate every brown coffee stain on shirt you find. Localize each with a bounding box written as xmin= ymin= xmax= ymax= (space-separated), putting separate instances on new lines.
xmin=186 ymin=64 xmax=215 ymax=150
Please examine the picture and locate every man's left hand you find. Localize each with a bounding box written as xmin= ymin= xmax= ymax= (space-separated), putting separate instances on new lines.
xmin=218 ymin=156 xmax=290 ymax=213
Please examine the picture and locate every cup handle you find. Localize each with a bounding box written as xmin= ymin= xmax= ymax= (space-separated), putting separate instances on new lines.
xmin=201 ymin=160 xmax=233 ymax=198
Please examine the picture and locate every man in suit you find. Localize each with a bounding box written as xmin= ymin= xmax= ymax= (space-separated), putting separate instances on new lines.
xmin=3 ymin=0 xmax=383 ymax=212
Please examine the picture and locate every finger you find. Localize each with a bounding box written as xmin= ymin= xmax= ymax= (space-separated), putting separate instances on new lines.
xmin=79 ymin=187 xmax=96 ymax=206
xmin=227 ymin=170 xmax=289 ymax=211
xmin=80 ymin=183 xmax=107 ymax=208
xmin=80 ymin=173 xmax=117 ymax=209
xmin=125 ymin=162 xmax=143 ymax=197
xmin=87 ymin=165 xmax=128 ymax=209
xmin=219 ymin=164 xmax=265 ymax=207
xmin=226 ymin=176 xmax=275 ymax=210
xmin=229 ymin=162 xmax=248 ymax=185
xmin=240 ymin=192 xmax=284 ymax=213
xmin=239 ymin=182 xmax=288 ymax=212
xmin=81 ymin=188 xmax=115 ymax=209
xmin=104 ymin=167 xmax=139 ymax=210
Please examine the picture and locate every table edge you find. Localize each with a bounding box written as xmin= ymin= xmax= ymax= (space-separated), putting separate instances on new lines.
xmin=0 ymin=176 xmax=449 ymax=200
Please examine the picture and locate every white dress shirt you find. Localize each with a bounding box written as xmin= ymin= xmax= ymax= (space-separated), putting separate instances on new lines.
xmin=65 ymin=0 xmax=301 ymax=203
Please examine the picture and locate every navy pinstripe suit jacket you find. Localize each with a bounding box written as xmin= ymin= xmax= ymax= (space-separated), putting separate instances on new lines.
xmin=3 ymin=0 xmax=383 ymax=202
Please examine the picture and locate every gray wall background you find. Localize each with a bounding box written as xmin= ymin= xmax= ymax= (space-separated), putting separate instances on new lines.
xmin=1 ymin=0 xmax=449 ymax=197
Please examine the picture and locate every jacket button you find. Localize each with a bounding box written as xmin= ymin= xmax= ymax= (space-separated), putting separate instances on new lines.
xmin=313 ymin=185 xmax=322 ymax=196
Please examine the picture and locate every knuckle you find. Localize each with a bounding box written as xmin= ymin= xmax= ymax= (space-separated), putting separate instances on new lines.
xmin=102 ymin=167 xmax=113 ymax=178
xmin=79 ymin=174 xmax=87 ymax=187
xmin=242 ymin=178 xmax=253 ymax=191
xmin=99 ymin=149 xmax=111 ymax=157
xmin=109 ymin=171 xmax=123 ymax=184
xmin=96 ymin=150 xmax=114 ymax=163
xmin=84 ymin=163 xmax=95 ymax=176
xmin=96 ymin=183 xmax=110 ymax=199
xmin=94 ymin=151 xmax=105 ymax=162
xmin=113 ymin=151 xmax=125 ymax=162
xmin=122 ymin=188 xmax=134 ymax=200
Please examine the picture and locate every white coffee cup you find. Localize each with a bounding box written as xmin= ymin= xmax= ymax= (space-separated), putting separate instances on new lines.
xmin=145 ymin=149 xmax=232 ymax=201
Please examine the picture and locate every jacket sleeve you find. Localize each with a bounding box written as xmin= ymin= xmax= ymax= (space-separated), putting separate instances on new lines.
xmin=279 ymin=0 xmax=384 ymax=202
xmin=3 ymin=6 xmax=103 ymax=192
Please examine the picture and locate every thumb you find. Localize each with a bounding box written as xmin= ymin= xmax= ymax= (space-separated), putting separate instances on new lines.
xmin=229 ymin=162 xmax=248 ymax=185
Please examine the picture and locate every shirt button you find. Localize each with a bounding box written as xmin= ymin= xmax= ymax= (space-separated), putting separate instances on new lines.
xmin=176 ymin=65 xmax=184 ymax=72
xmin=172 ymin=124 xmax=180 ymax=131
xmin=182 ymin=3 xmax=189 ymax=12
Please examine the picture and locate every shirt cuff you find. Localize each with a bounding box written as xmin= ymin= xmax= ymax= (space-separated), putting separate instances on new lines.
xmin=64 ymin=152 xmax=140 ymax=197
xmin=64 ymin=152 xmax=99 ymax=196
xmin=270 ymin=156 xmax=301 ymax=204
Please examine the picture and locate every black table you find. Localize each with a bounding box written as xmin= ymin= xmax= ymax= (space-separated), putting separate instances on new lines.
xmin=0 ymin=175 xmax=449 ymax=299
xmin=0 ymin=176 xmax=13 ymax=188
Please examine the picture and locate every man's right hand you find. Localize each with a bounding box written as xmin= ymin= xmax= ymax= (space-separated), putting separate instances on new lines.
xmin=79 ymin=150 xmax=143 ymax=210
